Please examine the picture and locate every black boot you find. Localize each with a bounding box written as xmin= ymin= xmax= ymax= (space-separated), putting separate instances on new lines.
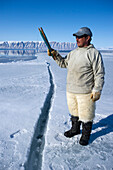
xmin=79 ymin=121 xmax=92 ymax=146
xmin=64 ymin=116 xmax=81 ymax=138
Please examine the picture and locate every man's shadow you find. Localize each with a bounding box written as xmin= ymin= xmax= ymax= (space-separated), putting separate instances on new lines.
xmin=90 ymin=114 xmax=113 ymax=143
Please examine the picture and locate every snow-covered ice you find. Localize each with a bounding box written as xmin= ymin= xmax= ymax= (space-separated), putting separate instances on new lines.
xmin=0 ymin=54 xmax=50 ymax=169
xmin=0 ymin=50 xmax=113 ymax=170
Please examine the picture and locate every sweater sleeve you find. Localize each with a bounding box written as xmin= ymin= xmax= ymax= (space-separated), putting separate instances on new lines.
xmin=92 ymin=51 xmax=105 ymax=93
xmin=54 ymin=51 xmax=70 ymax=68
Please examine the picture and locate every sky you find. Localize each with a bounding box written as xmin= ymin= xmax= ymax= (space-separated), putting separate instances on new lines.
xmin=0 ymin=0 xmax=113 ymax=48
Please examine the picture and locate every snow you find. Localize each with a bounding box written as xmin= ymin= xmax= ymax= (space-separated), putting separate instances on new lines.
xmin=0 ymin=55 xmax=50 ymax=169
xmin=0 ymin=50 xmax=113 ymax=170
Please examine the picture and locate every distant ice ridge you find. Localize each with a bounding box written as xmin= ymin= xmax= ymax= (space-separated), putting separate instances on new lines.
xmin=0 ymin=41 xmax=77 ymax=51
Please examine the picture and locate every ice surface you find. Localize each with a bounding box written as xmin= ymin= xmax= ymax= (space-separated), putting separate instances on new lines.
xmin=0 ymin=51 xmax=113 ymax=170
xmin=0 ymin=54 xmax=50 ymax=169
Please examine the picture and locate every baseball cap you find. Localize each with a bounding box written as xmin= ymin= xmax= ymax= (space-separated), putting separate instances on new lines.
xmin=73 ymin=27 xmax=92 ymax=37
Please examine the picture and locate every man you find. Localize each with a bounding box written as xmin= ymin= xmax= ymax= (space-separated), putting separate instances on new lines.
xmin=47 ymin=27 xmax=105 ymax=146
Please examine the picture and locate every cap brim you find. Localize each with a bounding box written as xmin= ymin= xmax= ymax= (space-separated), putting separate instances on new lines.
xmin=73 ymin=32 xmax=84 ymax=36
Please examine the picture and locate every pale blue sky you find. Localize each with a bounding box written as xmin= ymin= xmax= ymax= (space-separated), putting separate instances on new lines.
xmin=0 ymin=0 xmax=113 ymax=48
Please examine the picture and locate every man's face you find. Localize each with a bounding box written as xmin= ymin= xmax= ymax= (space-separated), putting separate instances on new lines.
xmin=76 ymin=35 xmax=90 ymax=47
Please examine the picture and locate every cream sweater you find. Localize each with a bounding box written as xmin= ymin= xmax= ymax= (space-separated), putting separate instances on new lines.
xmin=55 ymin=44 xmax=105 ymax=94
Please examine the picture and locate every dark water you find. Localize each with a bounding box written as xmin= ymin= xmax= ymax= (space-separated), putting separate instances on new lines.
xmin=0 ymin=49 xmax=38 ymax=56
xmin=0 ymin=49 xmax=38 ymax=63
xmin=0 ymin=49 xmax=113 ymax=63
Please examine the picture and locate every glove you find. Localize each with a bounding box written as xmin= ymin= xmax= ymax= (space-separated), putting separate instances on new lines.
xmin=47 ymin=49 xmax=57 ymax=60
xmin=90 ymin=91 xmax=101 ymax=102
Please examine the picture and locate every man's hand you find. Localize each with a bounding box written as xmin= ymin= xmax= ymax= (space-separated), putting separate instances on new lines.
xmin=47 ymin=49 xmax=57 ymax=59
xmin=90 ymin=91 xmax=101 ymax=102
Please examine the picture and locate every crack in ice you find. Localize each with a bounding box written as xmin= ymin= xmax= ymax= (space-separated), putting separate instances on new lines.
xmin=24 ymin=62 xmax=55 ymax=170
